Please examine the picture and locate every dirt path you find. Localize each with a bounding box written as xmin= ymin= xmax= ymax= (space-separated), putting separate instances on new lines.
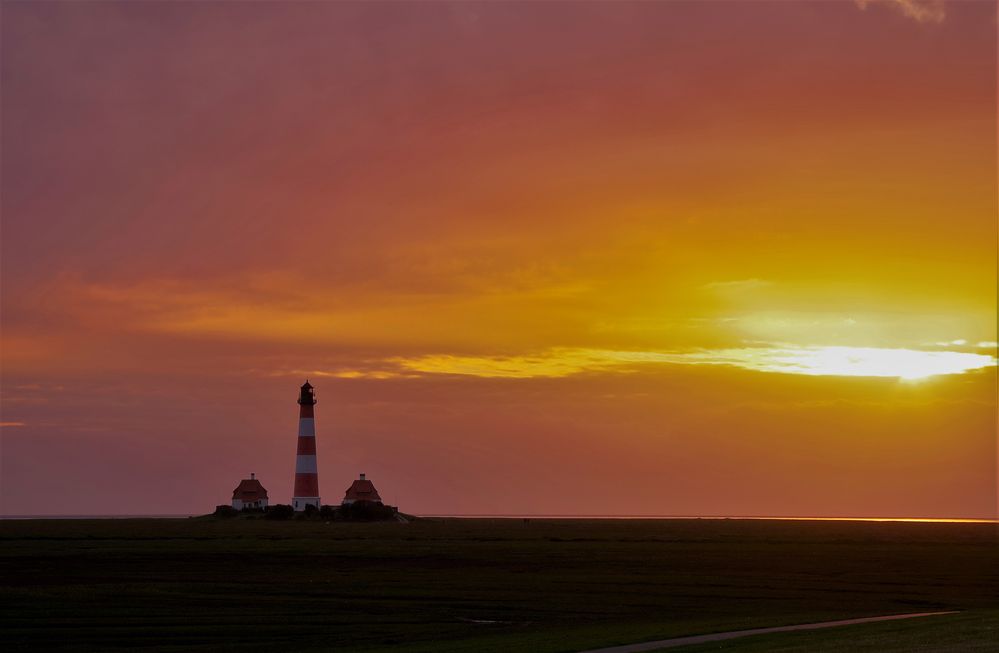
xmin=577 ymin=611 xmax=959 ymax=652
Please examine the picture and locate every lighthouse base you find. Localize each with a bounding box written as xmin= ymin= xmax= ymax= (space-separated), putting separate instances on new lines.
xmin=292 ymin=496 xmax=321 ymax=512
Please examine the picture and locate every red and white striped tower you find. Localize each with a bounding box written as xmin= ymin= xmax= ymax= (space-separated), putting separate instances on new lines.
xmin=292 ymin=381 xmax=320 ymax=511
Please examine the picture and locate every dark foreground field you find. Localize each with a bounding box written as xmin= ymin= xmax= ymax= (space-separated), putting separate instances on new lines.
xmin=1 ymin=518 xmax=996 ymax=652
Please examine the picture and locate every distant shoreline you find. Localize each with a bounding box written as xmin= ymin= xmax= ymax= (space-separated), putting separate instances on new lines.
xmin=1 ymin=514 xmax=995 ymax=523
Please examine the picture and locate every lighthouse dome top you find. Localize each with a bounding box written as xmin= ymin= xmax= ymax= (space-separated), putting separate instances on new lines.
xmin=298 ymin=381 xmax=317 ymax=406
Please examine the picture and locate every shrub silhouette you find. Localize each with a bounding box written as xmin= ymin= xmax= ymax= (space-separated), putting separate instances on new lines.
xmin=342 ymin=502 xmax=396 ymax=521
xmin=265 ymin=504 xmax=294 ymax=520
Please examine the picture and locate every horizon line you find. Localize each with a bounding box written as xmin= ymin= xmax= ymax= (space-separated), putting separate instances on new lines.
xmin=1 ymin=513 xmax=996 ymax=524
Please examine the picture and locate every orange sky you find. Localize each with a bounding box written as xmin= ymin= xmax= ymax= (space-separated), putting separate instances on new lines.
xmin=1 ymin=0 xmax=996 ymax=517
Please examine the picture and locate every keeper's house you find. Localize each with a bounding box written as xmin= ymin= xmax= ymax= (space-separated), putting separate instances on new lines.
xmin=342 ymin=473 xmax=383 ymax=505
xmin=232 ymin=474 xmax=269 ymax=510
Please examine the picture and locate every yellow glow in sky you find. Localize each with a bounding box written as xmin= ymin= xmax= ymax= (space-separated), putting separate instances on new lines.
xmin=392 ymin=346 xmax=997 ymax=380
xmin=742 ymin=346 xmax=996 ymax=379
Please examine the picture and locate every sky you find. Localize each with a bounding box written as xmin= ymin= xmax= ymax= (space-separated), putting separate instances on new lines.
xmin=1 ymin=0 xmax=996 ymax=518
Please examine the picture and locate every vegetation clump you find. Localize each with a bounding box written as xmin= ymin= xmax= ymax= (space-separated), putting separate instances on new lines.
xmin=337 ymin=502 xmax=398 ymax=522
xmin=264 ymin=504 xmax=294 ymax=520
xmin=209 ymin=502 xmax=399 ymax=522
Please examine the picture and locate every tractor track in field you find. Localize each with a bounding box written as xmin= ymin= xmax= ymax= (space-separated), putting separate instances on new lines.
xmin=578 ymin=610 xmax=960 ymax=652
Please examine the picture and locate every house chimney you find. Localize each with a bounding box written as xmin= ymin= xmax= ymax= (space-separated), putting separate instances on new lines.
xmin=360 ymin=473 xmax=366 ymax=481
xmin=251 ymin=473 xmax=255 ymax=480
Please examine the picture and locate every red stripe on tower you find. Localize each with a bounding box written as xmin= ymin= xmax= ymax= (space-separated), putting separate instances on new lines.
xmin=292 ymin=381 xmax=320 ymax=511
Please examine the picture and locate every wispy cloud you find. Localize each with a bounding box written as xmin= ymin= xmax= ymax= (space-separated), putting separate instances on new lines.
xmin=391 ymin=351 xmax=606 ymax=379
xmin=297 ymin=345 xmax=996 ymax=381
xmin=855 ymin=0 xmax=947 ymax=24
xmin=266 ymin=368 xmax=412 ymax=380
xmin=930 ymin=340 xmax=998 ymax=350
xmin=0 ymin=421 xmax=27 ymax=428
xmin=703 ymin=278 xmax=773 ymax=292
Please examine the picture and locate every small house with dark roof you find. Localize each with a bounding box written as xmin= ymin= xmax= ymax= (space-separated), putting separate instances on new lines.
xmin=232 ymin=473 xmax=269 ymax=510
xmin=342 ymin=473 xmax=383 ymax=505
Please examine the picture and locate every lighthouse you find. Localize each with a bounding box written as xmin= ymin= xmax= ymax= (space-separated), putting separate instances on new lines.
xmin=292 ymin=381 xmax=321 ymax=511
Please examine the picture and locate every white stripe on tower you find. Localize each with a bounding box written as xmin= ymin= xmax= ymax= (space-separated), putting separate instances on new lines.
xmin=292 ymin=381 xmax=320 ymax=511
xmin=295 ymin=455 xmax=318 ymax=474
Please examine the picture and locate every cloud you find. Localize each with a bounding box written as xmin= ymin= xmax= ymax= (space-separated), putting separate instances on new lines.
xmin=855 ymin=0 xmax=947 ymax=24
xmin=0 ymin=422 xmax=27 ymax=428
xmin=266 ymin=368 xmax=412 ymax=381
xmin=391 ymin=350 xmax=607 ymax=379
xmin=703 ymin=279 xmax=774 ymax=292
xmin=318 ymin=345 xmax=997 ymax=381
xmin=29 ymin=268 xmax=594 ymax=352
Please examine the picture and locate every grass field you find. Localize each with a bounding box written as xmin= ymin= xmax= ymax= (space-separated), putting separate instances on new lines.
xmin=1 ymin=518 xmax=996 ymax=652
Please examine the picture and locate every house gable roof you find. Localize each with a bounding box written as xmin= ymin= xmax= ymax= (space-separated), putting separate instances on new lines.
xmin=343 ymin=478 xmax=382 ymax=504
xmin=232 ymin=478 xmax=268 ymax=501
